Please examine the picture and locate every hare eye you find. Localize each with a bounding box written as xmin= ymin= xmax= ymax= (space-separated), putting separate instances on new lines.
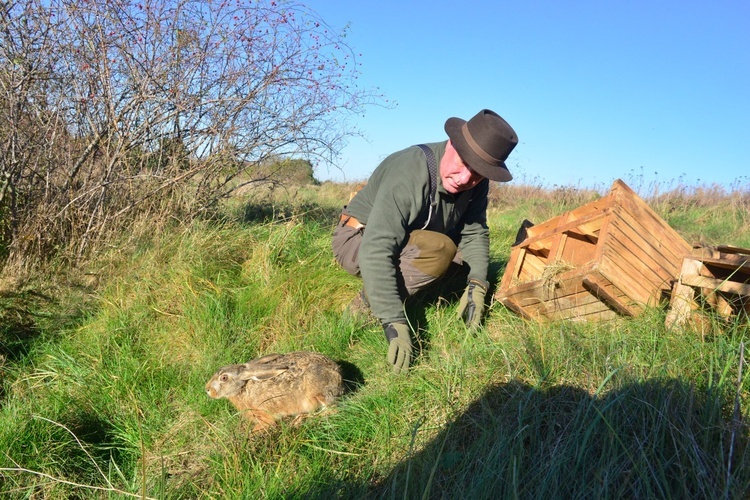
xmin=220 ymin=374 xmax=228 ymax=382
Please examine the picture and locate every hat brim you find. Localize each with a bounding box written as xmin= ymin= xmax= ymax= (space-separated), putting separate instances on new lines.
xmin=444 ymin=117 xmax=513 ymax=182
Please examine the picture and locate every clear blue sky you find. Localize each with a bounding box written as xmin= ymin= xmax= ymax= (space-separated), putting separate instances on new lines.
xmin=307 ymin=0 xmax=749 ymax=193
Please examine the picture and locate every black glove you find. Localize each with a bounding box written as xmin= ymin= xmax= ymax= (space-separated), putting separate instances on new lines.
xmin=383 ymin=322 xmax=412 ymax=374
xmin=457 ymin=278 xmax=488 ymax=329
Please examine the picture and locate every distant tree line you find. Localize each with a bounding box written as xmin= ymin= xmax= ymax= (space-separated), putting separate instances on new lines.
xmin=0 ymin=0 xmax=378 ymax=271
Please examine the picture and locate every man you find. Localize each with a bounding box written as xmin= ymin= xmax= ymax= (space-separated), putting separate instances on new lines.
xmin=332 ymin=109 xmax=518 ymax=374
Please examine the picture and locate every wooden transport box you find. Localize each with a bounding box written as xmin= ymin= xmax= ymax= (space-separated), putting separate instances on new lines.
xmin=495 ymin=179 xmax=691 ymax=321
xmin=665 ymin=245 xmax=750 ymax=329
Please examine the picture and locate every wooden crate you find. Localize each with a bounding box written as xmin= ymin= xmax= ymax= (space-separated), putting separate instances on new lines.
xmin=665 ymin=245 xmax=750 ymax=329
xmin=495 ymin=179 xmax=691 ymax=321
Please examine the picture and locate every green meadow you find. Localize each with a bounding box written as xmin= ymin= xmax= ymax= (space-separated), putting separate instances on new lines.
xmin=1 ymin=181 xmax=748 ymax=498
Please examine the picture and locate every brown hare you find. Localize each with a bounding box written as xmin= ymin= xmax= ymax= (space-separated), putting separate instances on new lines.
xmin=205 ymin=351 xmax=344 ymax=432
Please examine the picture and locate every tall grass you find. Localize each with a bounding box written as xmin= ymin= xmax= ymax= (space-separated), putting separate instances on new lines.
xmin=0 ymin=181 xmax=748 ymax=498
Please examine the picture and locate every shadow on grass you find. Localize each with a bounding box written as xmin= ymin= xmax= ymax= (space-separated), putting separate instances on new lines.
xmin=367 ymin=378 xmax=749 ymax=499
xmin=241 ymin=200 xmax=343 ymax=227
xmin=337 ymin=359 xmax=366 ymax=395
xmin=294 ymin=377 xmax=748 ymax=498
xmin=0 ymin=290 xmax=57 ymax=365
xmin=1 ymin=288 xmax=93 ymax=406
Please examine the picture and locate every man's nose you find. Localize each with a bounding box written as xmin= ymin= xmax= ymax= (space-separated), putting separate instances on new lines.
xmin=458 ymin=167 xmax=473 ymax=184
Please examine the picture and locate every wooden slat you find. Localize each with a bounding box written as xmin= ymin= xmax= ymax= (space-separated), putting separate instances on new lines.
xmin=696 ymin=256 xmax=750 ymax=273
xmin=610 ymin=203 xmax=688 ymax=275
xmin=515 ymin=211 xmax=611 ymax=251
xmin=496 ymin=277 xmax=587 ymax=318
xmin=517 ymin=252 xmax=547 ymax=282
xmin=499 ymin=297 xmax=534 ymax=320
xmin=601 ymin=208 xmax=687 ymax=301
xmin=546 ymin=302 xmax=618 ymax=322
xmin=583 ymin=274 xmax=638 ymax=316
xmin=576 ymin=219 xmax=603 ymax=239
xmin=540 ymin=288 xmax=602 ymax=314
xmin=600 ymin=245 xmax=659 ymax=304
xmin=716 ymin=245 xmax=750 ymax=256
xmin=559 ymin=231 xmax=599 ymax=267
xmin=615 ymin=189 xmax=691 ymax=266
xmin=501 ymin=247 xmax=524 ymax=290
xmin=664 ymin=280 xmax=699 ymax=329
xmin=498 ymin=267 xmax=620 ymax=320
xmin=680 ymin=275 xmax=750 ymax=297
xmin=504 ymin=287 xmax=611 ymax=321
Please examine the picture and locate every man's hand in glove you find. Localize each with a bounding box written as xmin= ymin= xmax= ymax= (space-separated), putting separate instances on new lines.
xmin=383 ymin=322 xmax=413 ymax=374
xmin=457 ymin=278 xmax=488 ymax=329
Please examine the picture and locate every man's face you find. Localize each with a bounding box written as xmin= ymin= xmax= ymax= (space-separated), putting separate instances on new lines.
xmin=440 ymin=140 xmax=485 ymax=194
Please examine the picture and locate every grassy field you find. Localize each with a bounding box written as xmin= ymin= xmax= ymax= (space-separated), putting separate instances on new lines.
xmin=0 ymin=180 xmax=749 ymax=498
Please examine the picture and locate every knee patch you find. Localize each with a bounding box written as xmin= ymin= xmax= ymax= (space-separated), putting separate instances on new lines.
xmin=404 ymin=230 xmax=458 ymax=278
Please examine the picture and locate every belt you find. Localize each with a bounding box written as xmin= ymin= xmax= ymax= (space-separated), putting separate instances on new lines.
xmin=339 ymin=213 xmax=365 ymax=230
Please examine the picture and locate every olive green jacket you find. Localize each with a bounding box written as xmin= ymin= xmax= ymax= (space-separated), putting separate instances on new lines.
xmin=345 ymin=141 xmax=490 ymax=325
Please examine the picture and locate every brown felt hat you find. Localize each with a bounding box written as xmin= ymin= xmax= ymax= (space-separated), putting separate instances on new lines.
xmin=444 ymin=109 xmax=518 ymax=182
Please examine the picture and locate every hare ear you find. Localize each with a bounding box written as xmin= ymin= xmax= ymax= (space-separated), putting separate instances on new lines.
xmin=238 ymin=362 xmax=288 ymax=381
xmin=252 ymin=353 xmax=283 ymax=365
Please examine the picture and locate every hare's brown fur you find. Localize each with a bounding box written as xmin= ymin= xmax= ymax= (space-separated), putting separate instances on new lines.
xmin=206 ymin=351 xmax=344 ymax=432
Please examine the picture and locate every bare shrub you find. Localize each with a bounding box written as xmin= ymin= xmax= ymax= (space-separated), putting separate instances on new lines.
xmin=0 ymin=0 xmax=382 ymax=273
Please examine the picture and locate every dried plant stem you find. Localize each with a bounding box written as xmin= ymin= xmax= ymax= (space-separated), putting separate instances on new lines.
xmin=0 ymin=416 xmax=156 ymax=499
xmin=0 ymin=467 xmax=153 ymax=499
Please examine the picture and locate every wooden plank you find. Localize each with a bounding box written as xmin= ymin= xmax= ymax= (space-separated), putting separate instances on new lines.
xmin=546 ymin=223 xmax=569 ymax=263
xmin=546 ymin=303 xmax=618 ymax=322
xmin=699 ymin=289 xmax=734 ymax=318
xmin=617 ymin=190 xmax=689 ymax=258
xmin=593 ymin=204 xmax=615 ymax=264
xmin=499 ymin=297 xmax=534 ymax=320
xmin=540 ymin=279 xmax=619 ymax=319
xmin=499 ymin=268 xmax=623 ymax=320
xmin=610 ymin=203 xmax=688 ymax=275
xmin=696 ymin=256 xmax=750 ymax=273
xmin=540 ymin=288 xmax=603 ymax=314
xmin=515 ymin=288 xmax=610 ymax=321
xmin=559 ymin=231 xmax=598 ymax=266
xmin=576 ymin=219 xmax=603 ymax=240
xmin=615 ymin=191 xmax=691 ymax=266
xmin=665 ymin=255 xmax=750 ymax=328
xmin=583 ymin=274 xmax=638 ymax=316
xmin=585 ymin=273 xmax=633 ymax=307
xmin=499 ymin=263 xmax=594 ymax=295
xmin=515 ymin=211 xmax=611 ymax=252
xmin=566 ymin=194 xmax=615 ymax=221
xmin=501 ymin=294 xmax=618 ymax=323
xmin=602 ymin=233 xmax=673 ymax=292
xmin=497 ymin=277 xmax=586 ymax=313
xmin=716 ymin=245 xmax=750 ymax=256
xmin=664 ymin=281 xmax=699 ymax=329
xmin=497 ymin=277 xmax=589 ymax=318
xmin=680 ymin=275 xmax=750 ymax=297
xmin=690 ymin=245 xmax=719 ymax=259
xmin=602 ymin=216 xmax=685 ymax=297
xmin=527 ymin=239 xmax=553 ymax=255
xmin=600 ymin=245 xmax=661 ymax=304
xmin=517 ymin=252 xmax=547 ymax=282
xmin=616 ymin=203 xmax=690 ymax=270
xmin=501 ymin=247 xmax=524 ymax=290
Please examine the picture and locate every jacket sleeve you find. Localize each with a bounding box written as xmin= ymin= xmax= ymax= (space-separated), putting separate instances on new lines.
xmin=358 ymin=155 xmax=429 ymax=325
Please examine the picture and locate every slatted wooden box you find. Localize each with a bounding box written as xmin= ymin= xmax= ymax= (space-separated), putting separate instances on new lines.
xmin=495 ymin=179 xmax=691 ymax=321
